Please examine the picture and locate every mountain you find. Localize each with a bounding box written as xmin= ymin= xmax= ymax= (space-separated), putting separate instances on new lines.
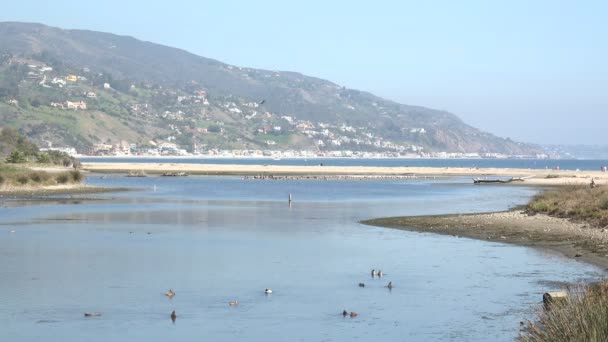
xmin=0 ymin=22 xmax=542 ymax=156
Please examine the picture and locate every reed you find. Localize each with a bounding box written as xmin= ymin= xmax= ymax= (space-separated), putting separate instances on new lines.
xmin=520 ymin=282 xmax=608 ymax=342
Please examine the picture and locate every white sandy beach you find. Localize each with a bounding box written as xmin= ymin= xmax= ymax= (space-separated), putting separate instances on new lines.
xmin=81 ymin=162 xmax=608 ymax=186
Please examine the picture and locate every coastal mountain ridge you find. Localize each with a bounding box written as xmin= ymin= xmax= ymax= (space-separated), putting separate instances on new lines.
xmin=0 ymin=22 xmax=542 ymax=156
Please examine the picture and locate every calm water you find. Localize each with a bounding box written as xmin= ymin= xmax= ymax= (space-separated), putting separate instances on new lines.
xmin=0 ymin=176 xmax=604 ymax=341
xmin=81 ymin=157 xmax=608 ymax=171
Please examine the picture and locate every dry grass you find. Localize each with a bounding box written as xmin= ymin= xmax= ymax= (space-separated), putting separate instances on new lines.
xmin=520 ymin=282 xmax=608 ymax=342
xmin=0 ymin=163 xmax=83 ymax=188
xmin=527 ymin=185 xmax=608 ymax=227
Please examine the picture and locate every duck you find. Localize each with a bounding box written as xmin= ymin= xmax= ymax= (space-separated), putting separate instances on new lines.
xmin=228 ymin=300 xmax=239 ymax=306
xmin=342 ymin=309 xmax=348 ymax=317
xmin=377 ymin=270 xmax=383 ymax=277
xmin=387 ymin=281 xmax=393 ymax=289
xmin=349 ymin=312 xmax=358 ymax=318
xmin=165 ymin=289 xmax=175 ymax=298
xmin=170 ymin=310 xmax=177 ymax=322
xmin=358 ymin=283 xmax=365 ymax=288
xmin=371 ymin=269 xmax=375 ymax=277
xmin=264 ymin=288 xmax=273 ymax=294
xmin=84 ymin=312 xmax=102 ymax=317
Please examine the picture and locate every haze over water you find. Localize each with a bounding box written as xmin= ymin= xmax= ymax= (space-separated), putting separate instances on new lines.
xmin=0 ymin=175 xmax=603 ymax=341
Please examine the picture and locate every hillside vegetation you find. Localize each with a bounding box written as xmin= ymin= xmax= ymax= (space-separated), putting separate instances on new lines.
xmin=0 ymin=22 xmax=541 ymax=155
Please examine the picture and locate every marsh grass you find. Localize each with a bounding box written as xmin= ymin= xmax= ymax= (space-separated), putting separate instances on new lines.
xmin=520 ymin=283 xmax=608 ymax=342
xmin=527 ymin=185 xmax=608 ymax=227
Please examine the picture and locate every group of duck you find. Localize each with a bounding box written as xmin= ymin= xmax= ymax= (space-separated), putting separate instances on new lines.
xmin=85 ymin=274 xmax=391 ymax=321
xmin=344 ymin=269 xmax=394 ymax=318
xmin=164 ymin=288 xmax=273 ymax=322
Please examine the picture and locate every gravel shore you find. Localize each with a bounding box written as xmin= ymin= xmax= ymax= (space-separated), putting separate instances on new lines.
xmin=363 ymin=211 xmax=608 ymax=269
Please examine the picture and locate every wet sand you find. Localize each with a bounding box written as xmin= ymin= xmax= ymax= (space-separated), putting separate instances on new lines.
xmin=82 ymin=162 xmax=608 ymax=186
xmin=363 ymin=211 xmax=608 ymax=270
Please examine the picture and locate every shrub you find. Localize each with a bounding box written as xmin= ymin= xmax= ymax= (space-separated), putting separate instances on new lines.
xmin=6 ymin=150 xmax=26 ymax=163
xmin=36 ymin=153 xmax=51 ymax=164
xmin=55 ymin=173 xmax=69 ymax=184
xmin=70 ymin=170 xmax=83 ymax=182
xmin=600 ymin=196 xmax=608 ymax=210
xmin=16 ymin=175 xmax=28 ymax=184
xmin=28 ymin=171 xmax=50 ymax=183
xmin=0 ymin=174 xmax=4 ymax=184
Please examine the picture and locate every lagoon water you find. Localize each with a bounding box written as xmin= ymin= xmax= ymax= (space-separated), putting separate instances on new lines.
xmin=0 ymin=176 xmax=604 ymax=341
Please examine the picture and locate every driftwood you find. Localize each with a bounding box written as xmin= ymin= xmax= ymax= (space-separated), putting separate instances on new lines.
xmin=161 ymin=172 xmax=188 ymax=177
xmin=127 ymin=170 xmax=147 ymax=177
xmin=473 ymin=177 xmax=526 ymax=184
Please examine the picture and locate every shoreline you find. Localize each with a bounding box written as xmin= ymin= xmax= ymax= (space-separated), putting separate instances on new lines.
xmin=362 ymin=210 xmax=608 ymax=270
xmin=82 ymin=162 xmax=608 ymax=186
xmin=0 ymin=184 xmax=126 ymax=198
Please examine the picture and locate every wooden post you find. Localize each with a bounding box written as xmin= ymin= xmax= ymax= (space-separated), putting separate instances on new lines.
xmin=543 ymin=291 xmax=567 ymax=310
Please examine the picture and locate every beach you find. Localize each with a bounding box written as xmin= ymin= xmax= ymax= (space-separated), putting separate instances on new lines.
xmin=82 ymin=162 xmax=608 ymax=186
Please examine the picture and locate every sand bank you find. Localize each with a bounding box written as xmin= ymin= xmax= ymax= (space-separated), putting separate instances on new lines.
xmin=363 ymin=211 xmax=608 ymax=270
xmin=0 ymin=184 xmax=121 ymax=198
xmin=81 ymin=162 xmax=608 ymax=186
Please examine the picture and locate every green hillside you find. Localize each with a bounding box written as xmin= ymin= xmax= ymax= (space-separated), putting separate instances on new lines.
xmin=0 ymin=22 xmax=542 ymax=155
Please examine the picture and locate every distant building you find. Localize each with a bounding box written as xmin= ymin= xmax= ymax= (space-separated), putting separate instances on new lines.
xmin=103 ymin=83 xmax=111 ymax=89
xmin=65 ymin=101 xmax=87 ymax=110
xmin=65 ymin=75 xmax=78 ymax=82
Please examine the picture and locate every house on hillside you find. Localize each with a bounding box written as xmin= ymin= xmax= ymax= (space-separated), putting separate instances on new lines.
xmin=65 ymin=75 xmax=78 ymax=82
xmin=86 ymin=92 xmax=97 ymax=99
xmin=51 ymin=78 xmax=66 ymax=87
xmin=65 ymin=101 xmax=87 ymax=110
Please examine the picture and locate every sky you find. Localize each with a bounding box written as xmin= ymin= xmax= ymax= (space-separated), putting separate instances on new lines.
xmin=1 ymin=0 xmax=607 ymax=145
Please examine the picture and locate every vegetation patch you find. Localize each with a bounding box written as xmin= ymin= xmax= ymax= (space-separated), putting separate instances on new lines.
xmin=520 ymin=283 xmax=608 ymax=341
xmin=0 ymin=163 xmax=83 ymax=189
xmin=527 ymin=185 xmax=608 ymax=228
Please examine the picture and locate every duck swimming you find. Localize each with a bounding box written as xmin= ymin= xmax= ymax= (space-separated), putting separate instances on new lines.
xmin=170 ymin=310 xmax=177 ymax=322
xmin=358 ymin=283 xmax=365 ymax=287
xmin=228 ymin=300 xmax=239 ymax=306
xmin=387 ymin=281 xmax=393 ymax=289
xmin=349 ymin=312 xmax=358 ymax=318
xmin=84 ymin=312 xmax=102 ymax=317
xmin=165 ymin=289 xmax=175 ymax=298
xmin=265 ymin=288 xmax=273 ymax=294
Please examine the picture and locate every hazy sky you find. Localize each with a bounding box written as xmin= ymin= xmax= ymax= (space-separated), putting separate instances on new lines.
xmin=2 ymin=0 xmax=607 ymax=145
